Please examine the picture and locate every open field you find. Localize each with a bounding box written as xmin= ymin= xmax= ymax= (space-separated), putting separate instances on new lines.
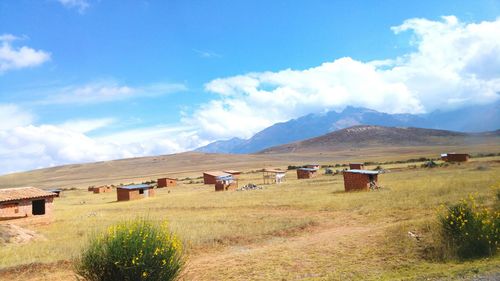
xmin=0 ymin=143 xmax=498 ymax=189
xmin=1 ymin=148 xmax=499 ymax=280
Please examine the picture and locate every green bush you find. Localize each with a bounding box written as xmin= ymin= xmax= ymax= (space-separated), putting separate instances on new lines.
xmin=76 ymin=219 xmax=184 ymax=281
xmin=439 ymin=194 xmax=499 ymax=259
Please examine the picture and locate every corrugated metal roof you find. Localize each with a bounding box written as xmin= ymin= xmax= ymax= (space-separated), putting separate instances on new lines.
xmin=118 ymin=184 xmax=151 ymax=190
xmin=223 ymin=170 xmax=241 ymax=174
xmin=216 ymin=175 xmax=234 ymax=181
xmin=204 ymin=171 xmax=231 ymax=177
xmin=298 ymin=168 xmax=318 ymax=171
xmin=345 ymin=169 xmax=381 ymax=175
xmin=0 ymin=187 xmax=56 ymax=203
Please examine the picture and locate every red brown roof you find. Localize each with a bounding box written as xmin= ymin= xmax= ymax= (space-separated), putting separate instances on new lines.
xmin=0 ymin=187 xmax=56 ymax=203
xmin=223 ymin=170 xmax=241 ymax=174
xmin=203 ymin=171 xmax=231 ymax=177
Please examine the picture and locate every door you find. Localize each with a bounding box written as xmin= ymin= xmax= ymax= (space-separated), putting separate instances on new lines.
xmin=32 ymin=199 xmax=46 ymax=215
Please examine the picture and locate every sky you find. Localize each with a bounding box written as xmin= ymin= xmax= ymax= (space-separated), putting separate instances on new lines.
xmin=0 ymin=0 xmax=499 ymax=174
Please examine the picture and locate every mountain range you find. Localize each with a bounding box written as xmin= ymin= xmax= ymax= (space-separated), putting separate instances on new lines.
xmin=195 ymin=102 xmax=500 ymax=154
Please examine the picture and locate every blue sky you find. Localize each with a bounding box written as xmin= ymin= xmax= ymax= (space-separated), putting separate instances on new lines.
xmin=0 ymin=0 xmax=499 ymax=174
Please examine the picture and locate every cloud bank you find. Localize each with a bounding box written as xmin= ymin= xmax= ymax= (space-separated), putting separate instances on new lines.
xmin=189 ymin=16 xmax=500 ymax=140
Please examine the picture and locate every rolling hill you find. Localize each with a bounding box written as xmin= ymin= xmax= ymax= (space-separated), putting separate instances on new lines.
xmin=259 ymin=125 xmax=500 ymax=154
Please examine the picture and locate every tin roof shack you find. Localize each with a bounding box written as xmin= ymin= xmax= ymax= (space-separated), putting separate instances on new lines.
xmin=349 ymin=163 xmax=364 ymax=170
xmin=215 ymin=175 xmax=238 ymax=192
xmin=297 ymin=167 xmax=318 ymax=179
xmin=441 ymin=153 xmax=469 ymax=162
xmin=157 ymin=178 xmax=177 ymax=188
xmin=203 ymin=171 xmax=231 ymax=185
xmin=0 ymin=187 xmax=56 ymax=221
xmin=342 ymin=170 xmax=381 ymax=192
xmin=263 ymin=169 xmax=287 ymax=184
xmin=47 ymin=189 xmax=62 ymax=198
xmin=117 ymin=184 xmax=155 ymax=202
xmin=223 ymin=170 xmax=242 ymax=179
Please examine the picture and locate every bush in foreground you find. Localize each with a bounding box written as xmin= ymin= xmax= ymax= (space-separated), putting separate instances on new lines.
xmin=439 ymin=193 xmax=499 ymax=259
xmin=76 ymin=219 xmax=184 ymax=281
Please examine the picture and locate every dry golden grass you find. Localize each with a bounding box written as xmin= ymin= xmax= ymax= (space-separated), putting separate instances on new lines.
xmin=0 ymin=150 xmax=499 ymax=280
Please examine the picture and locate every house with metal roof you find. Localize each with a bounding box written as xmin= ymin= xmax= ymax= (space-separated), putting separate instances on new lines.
xmin=0 ymin=187 xmax=57 ymax=220
xmin=342 ymin=169 xmax=381 ymax=192
xmin=441 ymin=153 xmax=469 ymax=162
xmin=116 ymin=184 xmax=155 ymax=201
xmin=297 ymin=167 xmax=318 ymax=179
xmin=215 ymin=174 xmax=238 ymax=191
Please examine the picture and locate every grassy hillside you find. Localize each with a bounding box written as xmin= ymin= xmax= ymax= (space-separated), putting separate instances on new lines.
xmin=260 ymin=126 xmax=500 ymax=154
xmin=1 ymin=155 xmax=499 ymax=280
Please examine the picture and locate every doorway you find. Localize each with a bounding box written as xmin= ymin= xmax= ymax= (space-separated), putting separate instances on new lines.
xmin=32 ymin=199 xmax=45 ymax=215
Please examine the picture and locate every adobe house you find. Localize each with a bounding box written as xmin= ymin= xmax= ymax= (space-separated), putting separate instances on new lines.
xmin=223 ymin=170 xmax=242 ymax=179
xmin=263 ymin=169 xmax=286 ymax=184
xmin=297 ymin=167 xmax=318 ymax=179
xmin=441 ymin=153 xmax=469 ymax=162
xmin=117 ymin=184 xmax=155 ymax=202
xmin=157 ymin=177 xmax=177 ymax=188
xmin=0 ymin=187 xmax=57 ymax=220
xmin=93 ymin=185 xmax=113 ymax=194
xmin=349 ymin=163 xmax=364 ymax=170
xmin=215 ymin=175 xmax=238 ymax=192
xmin=342 ymin=170 xmax=381 ymax=192
xmin=203 ymin=171 xmax=232 ymax=184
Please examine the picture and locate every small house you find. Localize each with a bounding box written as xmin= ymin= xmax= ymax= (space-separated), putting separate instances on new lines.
xmin=342 ymin=170 xmax=381 ymax=192
xmin=157 ymin=177 xmax=177 ymax=188
xmin=349 ymin=163 xmax=364 ymax=170
xmin=215 ymin=175 xmax=237 ymax=192
xmin=263 ymin=169 xmax=286 ymax=184
xmin=223 ymin=170 xmax=242 ymax=179
xmin=91 ymin=185 xmax=113 ymax=194
xmin=441 ymin=153 xmax=469 ymax=162
xmin=203 ymin=171 xmax=232 ymax=185
xmin=117 ymin=184 xmax=155 ymax=201
xmin=0 ymin=187 xmax=57 ymax=220
xmin=297 ymin=167 xmax=318 ymax=179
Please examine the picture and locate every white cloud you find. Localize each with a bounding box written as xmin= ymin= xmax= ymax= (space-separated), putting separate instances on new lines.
xmin=59 ymin=118 xmax=115 ymax=133
xmin=193 ymin=49 xmax=222 ymax=59
xmin=0 ymin=104 xmax=34 ymax=130
xmin=41 ymin=81 xmax=187 ymax=104
xmin=0 ymin=122 xmax=205 ymax=175
xmin=57 ymin=0 xmax=90 ymax=13
xmin=186 ymin=16 xmax=500 ymax=140
xmin=0 ymin=34 xmax=51 ymax=73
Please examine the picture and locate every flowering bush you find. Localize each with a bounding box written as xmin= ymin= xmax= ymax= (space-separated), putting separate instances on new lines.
xmin=76 ymin=219 xmax=184 ymax=281
xmin=439 ymin=193 xmax=499 ymax=259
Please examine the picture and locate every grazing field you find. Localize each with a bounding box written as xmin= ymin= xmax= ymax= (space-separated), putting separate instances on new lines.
xmin=0 ymin=152 xmax=499 ymax=280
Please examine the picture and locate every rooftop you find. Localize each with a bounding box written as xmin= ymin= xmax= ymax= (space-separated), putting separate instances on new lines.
xmin=223 ymin=170 xmax=241 ymax=174
xmin=344 ymin=169 xmax=381 ymax=175
xmin=298 ymin=168 xmax=318 ymax=171
xmin=204 ymin=171 xmax=231 ymax=177
xmin=0 ymin=187 xmax=57 ymax=203
xmin=118 ymin=184 xmax=152 ymax=190
xmin=264 ymin=169 xmax=286 ymax=174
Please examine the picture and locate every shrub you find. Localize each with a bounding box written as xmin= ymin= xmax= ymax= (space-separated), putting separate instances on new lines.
xmin=76 ymin=219 xmax=184 ymax=281
xmin=439 ymin=194 xmax=499 ymax=259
